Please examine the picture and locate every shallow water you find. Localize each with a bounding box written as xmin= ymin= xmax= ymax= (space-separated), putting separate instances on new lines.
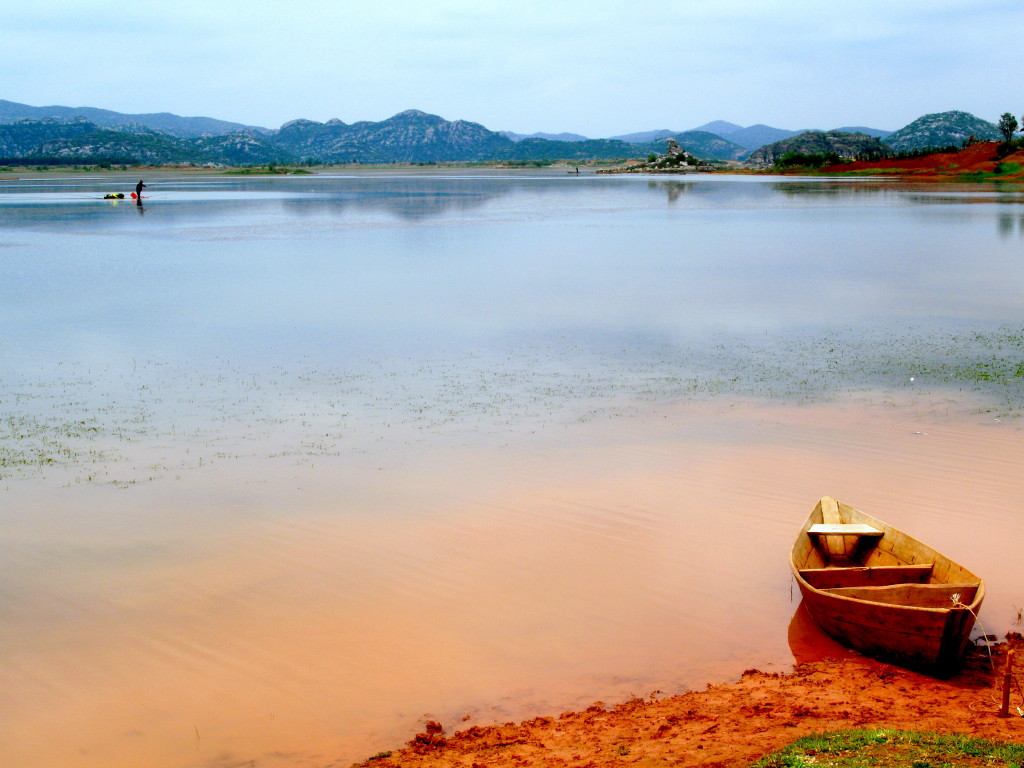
xmin=2 ymin=170 xmax=1024 ymax=767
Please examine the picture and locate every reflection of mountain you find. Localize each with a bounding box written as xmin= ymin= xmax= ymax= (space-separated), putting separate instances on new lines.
xmin=645 ymin=177 xmax=912 ymax=206
xmin=4 ymin=174 xmax=1017 ymax=236
xmin=279 ymin=179 xmax=504 ymax=220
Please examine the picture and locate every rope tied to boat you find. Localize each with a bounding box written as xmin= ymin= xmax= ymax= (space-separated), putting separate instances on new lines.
xmin=952 ymin=594 xmax=1024 ymax=716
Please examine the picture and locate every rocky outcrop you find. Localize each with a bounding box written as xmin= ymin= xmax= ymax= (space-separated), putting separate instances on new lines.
xmin=598 ymin=137 xmax=715 ymax=173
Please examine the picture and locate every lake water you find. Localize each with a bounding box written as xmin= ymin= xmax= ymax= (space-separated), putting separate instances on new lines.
xmin=2 ymin=170 xmax=1024 ymax=768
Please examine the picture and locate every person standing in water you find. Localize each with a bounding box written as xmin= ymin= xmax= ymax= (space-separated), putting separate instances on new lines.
xmin=135 ymin=179 xmax=146 ymax=198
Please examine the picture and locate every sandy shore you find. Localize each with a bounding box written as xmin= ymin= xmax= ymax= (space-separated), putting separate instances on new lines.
xmin=362 ymin=635 xmax=1023 ymax=768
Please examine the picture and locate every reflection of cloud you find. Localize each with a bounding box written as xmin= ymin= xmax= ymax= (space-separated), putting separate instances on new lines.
xmin=5 ymin=172 xmax=1024 ymax=374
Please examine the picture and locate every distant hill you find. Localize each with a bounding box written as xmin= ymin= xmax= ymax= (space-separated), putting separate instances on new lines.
xmin=609 ymin=129 xmax=677 ymax=144
xmin=689 ymin=120 xmax=744 ymax=136
xmin=493 ymin=137 xmax=644 ymax=162
xmin=884 ymin=111 xmax=1001 ymax=152
xmin=501 ymin=131 xmax=590 ymax=142
xmin=720 ymin=125 xmax=808 ymax=150
xmin=834 ymin=126 xmax=892 ymax=139
xmin=746 ymin=131 xmax=889 ymax=168
xmin=661 ymin=131 xmax=747 ymax=162
xmin=0 ymin=99 xmax=267 ymax=138
xmin=683 ymin=121 xmax=892 ymax=150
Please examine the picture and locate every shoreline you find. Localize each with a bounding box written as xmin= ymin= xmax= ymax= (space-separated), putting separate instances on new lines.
xmin=361 ymin=634 xmax=1023 ymax=768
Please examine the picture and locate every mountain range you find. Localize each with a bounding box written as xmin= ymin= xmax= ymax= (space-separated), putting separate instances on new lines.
xmin=0 ymin=99 xmax=266 ymax=138
xmin=0 ymin=99 xmax=1004 ymax=167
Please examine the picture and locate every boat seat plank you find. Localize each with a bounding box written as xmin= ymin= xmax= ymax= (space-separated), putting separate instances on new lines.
xmin=808 ymin=523 xmax=882 ymax=536
xmin=799 ymin=563 xmax=934 ymax=589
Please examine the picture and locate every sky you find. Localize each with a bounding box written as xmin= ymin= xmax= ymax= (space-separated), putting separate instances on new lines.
xmin=4 ymin=0 xmax=1022 ymax=137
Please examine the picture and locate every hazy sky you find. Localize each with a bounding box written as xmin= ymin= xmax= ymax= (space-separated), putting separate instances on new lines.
xmin=4 ymin=0 xmax=1021 ymax=136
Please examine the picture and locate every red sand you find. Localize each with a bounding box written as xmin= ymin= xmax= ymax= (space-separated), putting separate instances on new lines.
xmin=365 ymin=635 xmax=1024 ymax=768
xmin=818 ymin=141 xmax=1024 ymax=178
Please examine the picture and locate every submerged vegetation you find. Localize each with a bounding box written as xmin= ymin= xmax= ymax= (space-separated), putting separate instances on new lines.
xmin=753 ymin=729 xmax=1024 ymax=768
xmin=224 ymin=162 xmax=312 ymax=175
xmin=3 ymin=326 xmax=1024 ymax=485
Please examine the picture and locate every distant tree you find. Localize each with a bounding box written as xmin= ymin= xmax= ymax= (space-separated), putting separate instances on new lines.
xmin=998 ymin=112 xmax=1018 ymax=143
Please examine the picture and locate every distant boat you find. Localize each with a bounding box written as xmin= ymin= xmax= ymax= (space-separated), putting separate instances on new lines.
xmin=790 ymin=496 xmax=984 ymax=675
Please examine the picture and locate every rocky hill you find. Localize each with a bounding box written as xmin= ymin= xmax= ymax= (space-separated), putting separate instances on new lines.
xmin=273 ymin=110 xmax=513 ymax=163
xmin=884 ymin=110 xmax=1001 ymax=152
xmin=0 ymin=119 xmax=292 ymax=165
xmin=745 ymin=131 xmax=889 ymax=168
xmin=0 ymin=117 xmax=95 ymax=156
xmin=190 ymin=131 xmax=297 ymax=165
xmin=25 ymin=127 xmax=202 ymax=165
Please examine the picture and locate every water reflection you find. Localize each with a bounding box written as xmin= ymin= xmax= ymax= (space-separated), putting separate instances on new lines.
xmin=787 ymin=602 xmax=859 ymax=665
xmin=998 ymin=212 xmax=1024 ymax=237
xmin=4 ymin=173 xmax=1024 ymax=231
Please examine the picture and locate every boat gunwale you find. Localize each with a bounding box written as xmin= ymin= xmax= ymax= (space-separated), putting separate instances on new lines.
xmin=790 ymin=497 xmax=984 ymax=615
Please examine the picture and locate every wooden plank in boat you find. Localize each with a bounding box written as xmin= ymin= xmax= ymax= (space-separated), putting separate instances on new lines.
xmin=799 ymin=563 xmax=933 ymax=589
xmin=819 ymin=496 xmax=842 ymax=525
xmin=808 ymin=523 xmax=882 ymax=536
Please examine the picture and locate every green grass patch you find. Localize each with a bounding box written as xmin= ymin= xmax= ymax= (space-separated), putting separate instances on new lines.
xmin=224 ymin=165 xmax=311 ymax=175
xmin=956 ymin=168 xmax=1024 ymax=182
xmin=751 ymin=729 xmax=1024 ymax=767
xmin=818 ymin=168 xmax=909 ymax=176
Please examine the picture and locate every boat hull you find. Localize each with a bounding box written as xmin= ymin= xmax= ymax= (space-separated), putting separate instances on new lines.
xmin=791 ymin=497 xmax=984 ymax=675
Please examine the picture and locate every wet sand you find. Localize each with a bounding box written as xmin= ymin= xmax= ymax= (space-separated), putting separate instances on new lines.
xmin=3 ymin=390 xmax=1023 ymax=768
xmin=369 ymin=635 xmax=1024 ymax=768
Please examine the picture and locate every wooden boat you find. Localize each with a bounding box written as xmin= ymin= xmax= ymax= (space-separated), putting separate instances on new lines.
xmin=791 ymin=496 xmax=984 ymax=674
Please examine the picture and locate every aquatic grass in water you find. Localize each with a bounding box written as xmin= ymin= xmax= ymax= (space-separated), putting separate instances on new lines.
xmin=0 ymin=413 xmax=110 ymax=477
xmin=2 ymin=324 xmax=1023 ymax=485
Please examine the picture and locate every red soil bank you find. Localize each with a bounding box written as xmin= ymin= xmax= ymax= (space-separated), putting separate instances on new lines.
xmin=360 ymin=636 xmax=1024 ymax=768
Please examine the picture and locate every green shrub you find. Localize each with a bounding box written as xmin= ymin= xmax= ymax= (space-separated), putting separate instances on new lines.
xmin=776 ymin=151 xmax=841 ymax=169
